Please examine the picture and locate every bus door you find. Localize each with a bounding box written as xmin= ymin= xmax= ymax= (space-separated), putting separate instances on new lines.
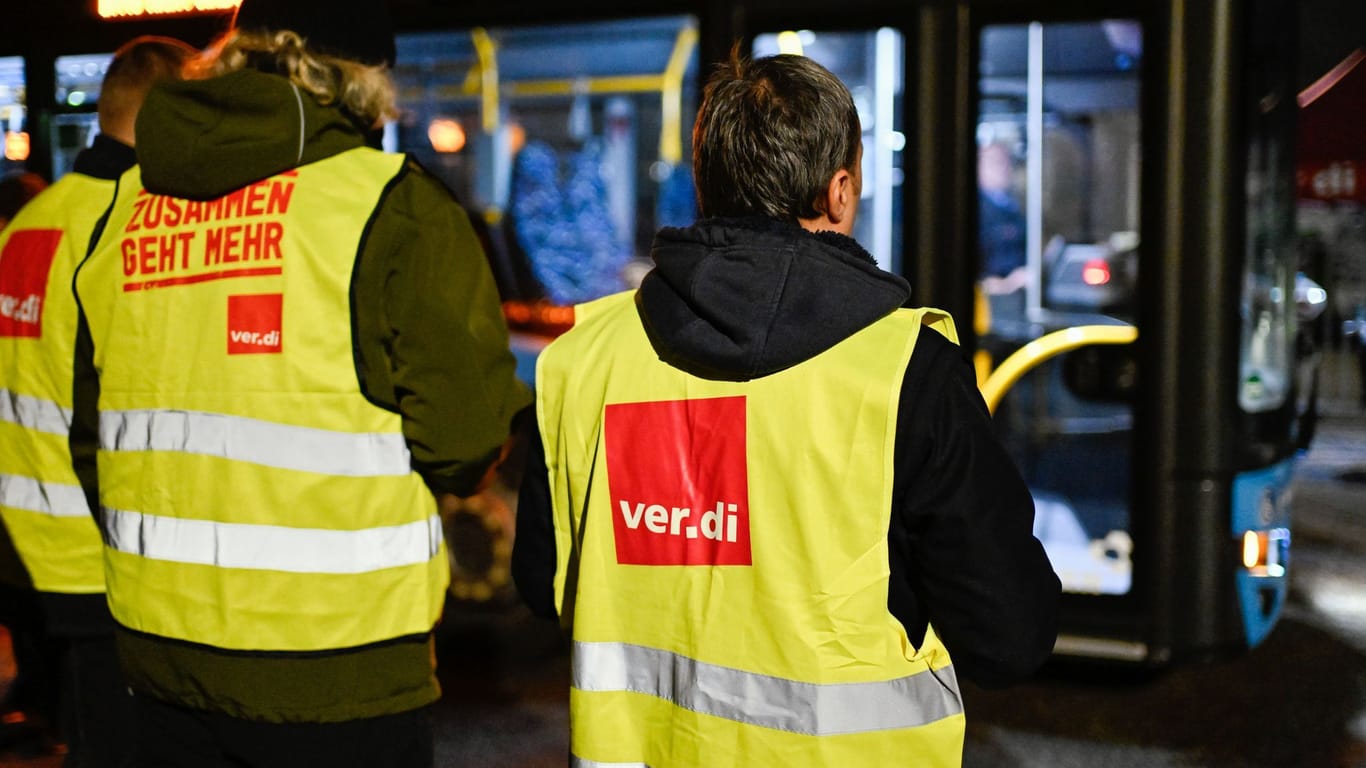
xmin=971 ymin=0 xmax=1301 ymax=664
xmin=972 ymin=16 xmax=1148 ymax=660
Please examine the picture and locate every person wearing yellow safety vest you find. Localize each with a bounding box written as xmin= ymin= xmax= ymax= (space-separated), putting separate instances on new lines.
xmin=512 ymin=51 xmax=1061 ymax=767
xmin=69 ymin=1 xmax=529 ymax=765
xmin=0 ymin=36 xmax=194 ymax=767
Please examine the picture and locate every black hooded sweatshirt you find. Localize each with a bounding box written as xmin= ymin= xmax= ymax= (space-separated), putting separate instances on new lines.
xmin=512 ymin=217 xmax=1060 ymax=688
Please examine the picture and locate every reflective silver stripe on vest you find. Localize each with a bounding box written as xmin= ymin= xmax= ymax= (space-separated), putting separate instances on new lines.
xmin=101 ymin=508 xmax=442 ymax=574
xmin=0 ymin=474 xmax=90 ymax=517
xmin=570 ymin=758 xmax=650 ymax=768
xmin=1 ymin=388 xmax=72 ymax=436
xmin=573 ymin=641 xmax=962 ymax=737
xmin=99 ymin=409 xmax=412 ymax=477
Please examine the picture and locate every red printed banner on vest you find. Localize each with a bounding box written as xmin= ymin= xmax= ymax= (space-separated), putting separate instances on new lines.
xmin=604 ymin=396 xmax=752 ymax=566
xmin=119 ymin=174 xmax=295 ymax=293
xmin=0 ymin=229 xmax=63 ymax=338
xmin=226 ymin=293 xmax=283 ymax=354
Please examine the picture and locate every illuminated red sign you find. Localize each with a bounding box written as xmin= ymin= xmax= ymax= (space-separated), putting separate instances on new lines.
xmin=1297 ymin=161 xmax=1364 ymax=202
xmin=97 ymin=0 xmax=240 ymax=19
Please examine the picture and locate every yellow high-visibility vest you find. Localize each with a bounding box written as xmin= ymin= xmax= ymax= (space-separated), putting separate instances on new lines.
xmin=74 ymin=149 xmax=448 ymax=652
xmin=0 ymin=173 xmax=110 ymax=594
xmin=538 ymin=291 xmax=966 ymax=767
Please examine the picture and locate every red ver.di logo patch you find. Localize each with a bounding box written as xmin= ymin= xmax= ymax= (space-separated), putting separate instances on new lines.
xmin=604 ymin=395 xmax=752 ymax=566
xmin=227 ymin=293 xmax=283 ymax=354
xmin=0 ymin=229 xmax=63 ymax=338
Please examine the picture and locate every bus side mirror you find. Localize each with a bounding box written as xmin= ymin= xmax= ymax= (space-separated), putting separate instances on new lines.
xmin=1062 ymin=345 xmax=1138 ymax=402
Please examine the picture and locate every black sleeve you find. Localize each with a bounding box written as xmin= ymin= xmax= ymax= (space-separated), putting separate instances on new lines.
xmin=69 ymin=196 xmax=116 ymax=521
xmin=70 ymin=308 xmax=101 ymax=521
xmin=511 ymin=407 xmax=559 ymax=619
xmin=887 ymin=331 xmax=1060 ymax=688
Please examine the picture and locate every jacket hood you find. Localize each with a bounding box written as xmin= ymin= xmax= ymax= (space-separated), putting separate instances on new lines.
xmin=637 ymin=217 xmax=911 ymax=381
xmin=134 ymin=69 xmax=369 ymax=200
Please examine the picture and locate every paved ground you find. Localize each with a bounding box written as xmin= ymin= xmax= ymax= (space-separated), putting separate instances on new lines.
xmin=1294 ymin=398 xmax=1366 ymax=549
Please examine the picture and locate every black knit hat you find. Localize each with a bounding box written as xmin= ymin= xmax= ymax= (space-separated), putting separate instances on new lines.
xmin=232 ymin=0 xmax=396 ymax=67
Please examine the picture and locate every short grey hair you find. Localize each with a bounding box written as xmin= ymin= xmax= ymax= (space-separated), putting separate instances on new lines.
xmin=692 ymin=51 xmax=861 ymax=220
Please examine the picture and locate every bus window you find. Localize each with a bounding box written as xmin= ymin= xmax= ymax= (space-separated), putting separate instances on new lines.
xmin=1 ymin=57 xmax=28 ymax=173
xmin=393 ymin=16 xmax=699 ymax=326
xmin=752 ymin=29 xmax=905 ymax=275
xmin=1237 ymin=21 xmax=1297 ymax=416
xmin=976 ymin=20 xmax=1143 ymax=597
xmin=52 ymin=53 xmax=112 ymax=180
xmin=1238 ymin=214 xmax=1294 ymax=414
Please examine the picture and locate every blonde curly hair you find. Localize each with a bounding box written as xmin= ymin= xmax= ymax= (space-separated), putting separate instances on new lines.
xmin=191 ymin=29 xmax=396 ymax=128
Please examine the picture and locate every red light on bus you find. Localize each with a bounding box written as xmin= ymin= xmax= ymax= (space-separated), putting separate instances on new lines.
xmin=1082 ymin=259 xmax=1112 ymax=286
xmin=427 ymin=119 xmax=467 ymax=154
xmin=4 ymin=131 xmax=29 ymax=162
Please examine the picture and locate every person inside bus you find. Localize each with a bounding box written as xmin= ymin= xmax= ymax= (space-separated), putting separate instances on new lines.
xmin=68 ymin=0 xmax=529 ymax=765
xmin=0 ymin=36 xmax=195 ymax=767
xmin=513 ymin=49 xmax=1060 ymax=766
xmin=977 ymin=140 xmax=1029 ymax=317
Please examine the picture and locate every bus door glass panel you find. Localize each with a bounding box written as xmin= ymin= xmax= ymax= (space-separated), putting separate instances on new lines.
xmin=1237 ymin=8 xmax=1296 ymax=420
xmin=976 ymin=20 xmax=1143 ymax=596
xmin=1 ymin=57 xmax=28 ymax=174
xmin=752 ymin=29 xmax=905 ymax=275
xmin=393 ymin=17 xmax=700 ymax=321
xmin=51 ymin=53 xmax=111 ymax=181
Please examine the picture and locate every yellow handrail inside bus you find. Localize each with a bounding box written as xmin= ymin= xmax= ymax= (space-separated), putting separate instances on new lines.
xmin=471 ymin=27 xmax=499 ymax=134
xmin=505 ymin=75 xmax=667 ymax=97
xmin=973 ymin=287 xmax=993 ymax=387
xmin=980 ymin=325 xmax=1138 ymax=415
xmin=421 ymin=24 xmax=698 ymax=163
xmin=660 ymin=25 xmax=699 ymax=165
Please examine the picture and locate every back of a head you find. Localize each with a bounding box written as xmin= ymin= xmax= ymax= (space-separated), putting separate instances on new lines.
xmin=978 ymin=141 xmax=1014 ymax=193
xmin=99 ymin=36 xmax=197 ymax=144
xmin=198 ymin=0 xmax=398 ymax=130
xmin=692 ymin=51 xmax=861 ymax=221
xmin=231 ymin=0 xmax=396 ymax=69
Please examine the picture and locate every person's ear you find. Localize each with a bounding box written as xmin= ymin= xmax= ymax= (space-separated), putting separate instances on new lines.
xmin=800 ymin=166 xmax=858 ymax=235
xmin=825 ymin=168 xmax=854 ymax=226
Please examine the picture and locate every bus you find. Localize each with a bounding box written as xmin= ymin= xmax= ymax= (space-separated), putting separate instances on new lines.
xmin=3 ymin=0 xmax=1308 ymax=664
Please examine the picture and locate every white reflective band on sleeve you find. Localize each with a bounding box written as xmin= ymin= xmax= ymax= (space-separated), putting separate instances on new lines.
xmin=101 ymin=508 xmax=443 ymax=574
xmin=99 ymin=409 xmax=412 ymax=477
xmin=1 ymin=388 xmax=73 ymax=436
xmin=573 ymin=641 xmax=962 ymax=737
xmin=0 ymin=474 xmax=91 ymax=517
xmin=571 ymin=758 xmax=650 ymax=768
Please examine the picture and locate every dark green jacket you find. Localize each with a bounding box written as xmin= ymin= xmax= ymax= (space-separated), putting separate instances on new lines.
xmin=70 ymin=69 xmax=531 ymax=722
